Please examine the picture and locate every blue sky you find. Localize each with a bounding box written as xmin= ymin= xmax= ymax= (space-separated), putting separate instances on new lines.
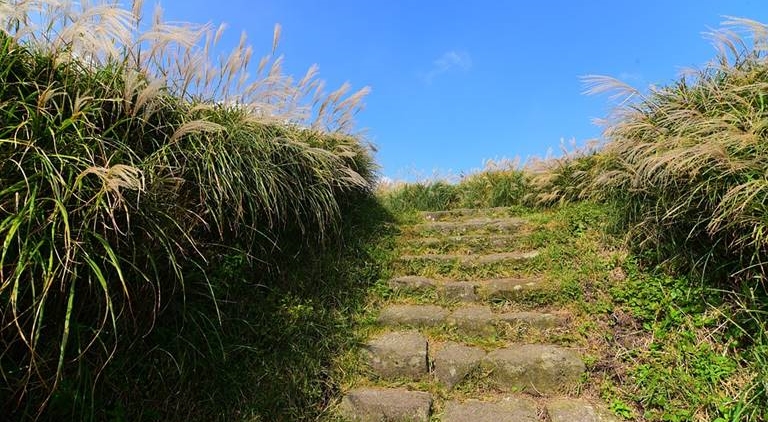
xmin=151 ymin=0 xmax=767 ymax=179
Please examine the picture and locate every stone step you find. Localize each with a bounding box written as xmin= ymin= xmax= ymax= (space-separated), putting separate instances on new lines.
xmin=338 ymin=389 xmax=618 ymax=422
xmin=546 ymin=398 xmax=620 ymax=422
xmin=339 ymin=387 xmax=432 ymax=422
xmin=411 ymin=217 xmax=526 ymax=235
xmin=402 ymin=234 xmax=523 ymax=254
xmin=431 ymin=341 xmax=486 ymax=388
xmin=476 ymin=277 xmax=544 ymax=300
xmin=377 ymin=304 xmax=564 ymax=335
xmin=387 ymin=276 xmax=546 ymax=302
xmin=364 ymin=328 xmax=580 ymax=392
xmin=437 ymin=397 xmax=620 ymax=422
xmin=387 ymin=275 xmax=438 ymax=293
xmin=364 ymin=331 xmax=428 ymax=379
xmin=376 ymin=304 xmax=450 ymax=327
xmin=440 ymin=281 xmax=477 ymax=302
xmin=421 ymin=207 xmax=515 ymax=221
xmin=482 ymin=344 xmax=586 ymax=394
xmin=398 ymin=250 xmax=540 ymax=266
xmin=441 ymin=398 xmax=539 ymax=422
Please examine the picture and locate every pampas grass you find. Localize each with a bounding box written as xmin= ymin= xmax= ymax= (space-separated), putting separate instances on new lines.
xmin=582 ymin=17 xmax=768 ymax=280
xmin=0 ymin=0 xmax=375 ymax=416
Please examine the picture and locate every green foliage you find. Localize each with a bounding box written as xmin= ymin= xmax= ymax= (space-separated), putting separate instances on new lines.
xmin=522 ymin=20 xmax=768 ymax=419
xmin=379 ymin=166 xmax=531 ymax=214
xmin=456 ymin=168 xmax=529 ymax=208
xmin=0 ymin=2 xmax=377 ymax=418
xmin=588 ymin=19 xmax=768 ymax=284
xmin=608 ymin=260 xmax=760 ymax=421
xmin=78 ymin=195 xmax=396 ymax=422
xmin=379 ymin=181 xmax=459 ymax=213
xmin=526 ymin=142 xmax=604 ymax=206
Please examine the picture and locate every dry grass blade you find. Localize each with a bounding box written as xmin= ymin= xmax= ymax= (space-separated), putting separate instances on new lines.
xmin=76 ymin=164 xmax=145 ymax=202
xmin=581 ymin=74 xmax=642 ymax=104
xmin=272 ymin=23 xmax=281 ymax=54
xmin=169 ymin=119 xmax=225 ymax=143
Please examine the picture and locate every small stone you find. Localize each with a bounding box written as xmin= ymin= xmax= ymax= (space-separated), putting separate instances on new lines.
xmin=442 ymin=397 xmax=539 ymax=422
xmin=546 ymin=398 xmax=620 ymax=422
xmin=448 ymin=306 xmax=495 ymax=336
xmin=388 ymin=276 xmax=437 ymax=293
xmin=440 ymin=282 xmax=477 ymax=302
xmin=377 ymin=305 xmax=449 ymax=327
xmin=339 ymin=387 xmax=432 ymax=422
xmin=482 ymin=344 xmax=585 ymax=394
xmin=365 ymin=331 xmax=428 ymax=379
xmin=496 ymin=312 xmax=561 ymax=329
xmin=432 ymin=342 xmax=486 ymax=388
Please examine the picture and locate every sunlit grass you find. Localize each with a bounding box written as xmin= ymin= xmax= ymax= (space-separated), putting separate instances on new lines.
xmin=523 ymin=17 xmax=768 ymax=421
xmin=0 ymin=0 xmax=377 ymax=418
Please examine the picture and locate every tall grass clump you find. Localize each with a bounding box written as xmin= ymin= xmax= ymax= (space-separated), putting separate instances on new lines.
xmin=377 ymin=179 xmax=459 ymax=213
xmin=525 ymin=140 xmax=604 ymax=207
xmin=585 ymin=18 xmax=768 ymax=283
xmin=455 ymin=158 xmax=529 ymax=208
xmin=378 ymin=159 xmax=530 ymax=213
xmin=0 ymin=0 xmax=375 ymax=418
xmin=572 ymin=18 xmax=768 ymax=418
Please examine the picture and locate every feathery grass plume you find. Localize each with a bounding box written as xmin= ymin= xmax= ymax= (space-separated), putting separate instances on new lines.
xmin=524 ymin=139 xmax=603 ymax=207
xmin=0 ymin=0 xmax=375 ymax=417
xmin=587 ymin=17 xmax=768 ymax=277
xmin=582 ymin=74 xmax=643 ymax=105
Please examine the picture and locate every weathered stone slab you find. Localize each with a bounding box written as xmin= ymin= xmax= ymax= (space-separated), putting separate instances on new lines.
xmin=442 ymin=397 xmax=539 ymax=422
xmin=406 ymin=234 xmax=519 ymax=252
xmin=476 ymin=278 xmax=542 ymax=300
xmin=546 ymin=398 xmax=620 ymax=422
xmin=432 ymin=342 xmax=486 ymax=388
xmin=482 ymin=344 xmax=585 ymax=394
xmin=377 ymin=305 xmax=449 ymax=327
xmin=448 ymin=306 xmax=495 ymax=336
xmin=496 ymin=312 xmax=561 ymax=329
xmin=399 ymin=251 xmax=539 ymax=266
xmin=413 ymin=217 xmax=525 ymax=235
xmin=475 ymin=250 xmax=540 ymax=264
xmin=365 ymin=331 xmax=428 ymax=379
xmin=421 ymin=207 xmax=511 ymax=221
xmin=397 ymin=253 xmax=467 ymax=263
xmin=439 ymin=282 xmax=477 ymax=302
xmin=387 ymin=276 xmax=437 ymax=293
xmin=339 ymin=387 xmax=432 ymax=422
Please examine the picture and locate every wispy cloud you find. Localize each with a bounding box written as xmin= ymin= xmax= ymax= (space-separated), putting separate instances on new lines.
xmin=423 ymin=50 xmax=472 ymax=83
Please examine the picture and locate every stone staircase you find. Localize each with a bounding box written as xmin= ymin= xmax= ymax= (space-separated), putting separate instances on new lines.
xmin=337 ymin=207 xmax=618 ymax=421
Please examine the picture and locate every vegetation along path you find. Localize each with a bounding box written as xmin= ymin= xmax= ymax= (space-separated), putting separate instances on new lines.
xmin=4 ymin=2 xmax=767 ymax=419
xmin=335 ymin=205 xmax=620 ymax=421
